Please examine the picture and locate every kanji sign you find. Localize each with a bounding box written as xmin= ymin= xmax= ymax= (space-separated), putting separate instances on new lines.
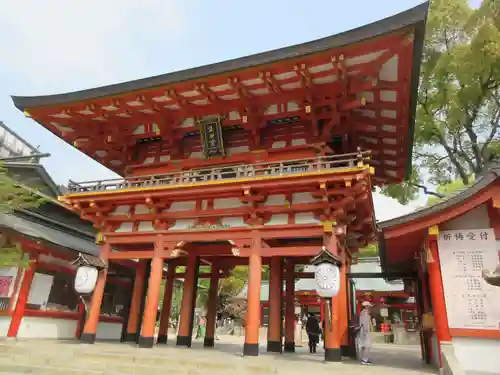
xmin=199 ymin=117 xmax=225 ymax=158
xmin=438 ymin=228 xmax=500 ymax=330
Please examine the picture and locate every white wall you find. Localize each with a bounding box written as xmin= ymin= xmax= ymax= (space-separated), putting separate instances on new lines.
xmin=96 ymin=321 xmax=122 ymax=340
xmin=440 ymin=204 xmax=491 ymax=230
xmin=17 ymin=317 xmax=77 ymax=339
xmin=0 ymin=316 xmax=11 ymax=337
xmin=453 ymin=337 xmax=500 ymax=374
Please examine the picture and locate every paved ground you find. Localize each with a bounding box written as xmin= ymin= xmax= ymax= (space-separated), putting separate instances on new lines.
xmin=188 ymin=334 xmax=436 ymax=374
xmin=0 ymin=334 xmax=437 ymax=375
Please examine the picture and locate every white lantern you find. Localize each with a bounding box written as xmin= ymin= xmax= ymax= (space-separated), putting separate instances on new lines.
xmin=314 ymin=263 xmax=340 ymax=298
xmin=74 ymin=266 xmax=99 ymax=294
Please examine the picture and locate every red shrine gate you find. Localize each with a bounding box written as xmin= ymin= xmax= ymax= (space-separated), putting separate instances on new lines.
xmin=11 ymin=3 xmax=428 ymax=361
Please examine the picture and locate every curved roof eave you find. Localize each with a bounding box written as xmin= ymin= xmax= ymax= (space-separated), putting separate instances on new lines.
xmin=378 ymin=165 xmax=500 ymax=234
xmin=11 ymin=2 xmax=429 ymax=111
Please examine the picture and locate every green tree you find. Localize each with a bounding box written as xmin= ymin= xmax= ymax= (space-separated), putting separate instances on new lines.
xmin=382 ymin=0 xmax=500 ymax=204
xmin=0 ymin=163 xmax=45 ymax=267
xmin=353 ymin=243 xmax=379 ymax=259
xmin=425 ymin=177 xmax=474 ymax=205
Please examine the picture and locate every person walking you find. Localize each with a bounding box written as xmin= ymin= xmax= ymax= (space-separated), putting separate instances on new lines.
xmin=305 ymin=313 xmax=321 ymax=353
xmin=358 ymin=301 xmax=373 ymax=365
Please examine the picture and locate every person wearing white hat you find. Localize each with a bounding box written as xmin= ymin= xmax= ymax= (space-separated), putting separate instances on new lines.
xmin=358 ymin=301 xmax=373 ymax=365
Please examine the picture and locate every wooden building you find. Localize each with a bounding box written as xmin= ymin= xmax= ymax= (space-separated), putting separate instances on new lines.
xmin=378 ymin=164 xmax=500 ymax=373
xmin=11 ymin=3 xmax=428 ymax=360
xmin=0 ymin=123 xmax=136 ymax=340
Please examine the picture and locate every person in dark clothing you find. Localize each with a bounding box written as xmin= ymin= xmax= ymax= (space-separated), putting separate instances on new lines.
xmin=306 ymin=313 xmax=321 ymax=353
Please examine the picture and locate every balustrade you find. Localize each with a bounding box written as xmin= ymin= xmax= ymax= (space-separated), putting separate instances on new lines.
xmin=67 ymin=150 xmax=370 ymax=194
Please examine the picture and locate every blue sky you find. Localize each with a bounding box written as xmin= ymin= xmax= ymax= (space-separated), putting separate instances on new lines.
xmin=0 ymin=0 xmax=431 ymax=219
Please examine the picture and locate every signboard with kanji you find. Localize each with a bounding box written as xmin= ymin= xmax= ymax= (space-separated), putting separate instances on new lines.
xmin=438 ymin=228 xmax=500 ymax=330
xmin=199 ymin=117 xmax=225 ymax=158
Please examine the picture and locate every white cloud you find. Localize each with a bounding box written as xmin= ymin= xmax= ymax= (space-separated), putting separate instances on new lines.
xmin=0 ymin=0 xmax=186 ymax=93
xmin=373 ymin=192 xmax=425 ymax=222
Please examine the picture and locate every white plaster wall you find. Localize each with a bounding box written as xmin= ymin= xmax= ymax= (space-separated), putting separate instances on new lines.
xmin=453 ymin=337 xmax=500 ymax=374
xmin=0 ymin=316 xmax=11 ymax=337
xmin=169 ymin=219 xmax=196 ymax=230
xmin=213 ymin=198 xmax=246 ymax=209
xmin=166 ymin=201 xmax=196 ymax=212
xmin=17 ymin=317 xmax=77 ymax=339
xmin=264 ymin=214 xmax=288 ymax=226
xmin=294 ymin=213 xmax=319 ymax=224
xmin=264 ymin=194 xmax=286 ymax=206
xmin=137 ymin=221 xmax=154 ymax=232
xmin=221 ymin=217 xmax=248 ymax=228
xmin=96 ymin=322 xmax=122 ymax=340
xmin=440 ymin=204 xmax=491 ymax=231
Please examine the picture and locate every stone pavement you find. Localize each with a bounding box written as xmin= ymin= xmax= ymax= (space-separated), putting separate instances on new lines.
xmin=0 ymin=335 xmax=437 ymax=375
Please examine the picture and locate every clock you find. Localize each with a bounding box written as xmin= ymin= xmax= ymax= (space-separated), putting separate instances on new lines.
xmin=314 ymin=263 xmax=340 ymax=298
xmin=74 ymin=266 xmax=98 ymax=294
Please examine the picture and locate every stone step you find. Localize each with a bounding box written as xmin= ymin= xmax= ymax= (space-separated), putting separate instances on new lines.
xmin=0 ymin=358 xmax=279 ymax=375
xmin=0 ymin=341 xmax=281 ymax=375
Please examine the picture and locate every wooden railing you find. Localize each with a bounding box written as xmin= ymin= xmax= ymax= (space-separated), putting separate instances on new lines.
xmin=67 ymin=150 xmax=371 ymax=194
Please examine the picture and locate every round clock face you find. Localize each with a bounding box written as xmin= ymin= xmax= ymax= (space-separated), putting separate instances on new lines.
xmin=314 ymin=263 xmax=340 ymax=298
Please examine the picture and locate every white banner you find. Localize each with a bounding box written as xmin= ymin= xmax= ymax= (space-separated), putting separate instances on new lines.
xmin=438 ymin=228 xmax=500 ymax=330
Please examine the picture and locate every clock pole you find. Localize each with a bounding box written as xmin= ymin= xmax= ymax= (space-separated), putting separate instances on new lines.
xmin=311 ymin=245 xmax=342 ymax=362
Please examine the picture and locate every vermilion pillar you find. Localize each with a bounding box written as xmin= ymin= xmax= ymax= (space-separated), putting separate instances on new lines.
xmin=81 ymin=243 xmax=111 ymax=344
xmin=284 ymin=260 xmax=295 ymax=353
xmin=8 ymin=253 xmax=36 ymax=338
xmin=339 ymin=260 xmax=349 ymax=356
xmin=204 ymin=264 xmax=220 ymax=347
xmin=243 ymin=233 xmax=262 ymax=356
xmin=427 ymin=230 xmax=452 ymax=367
xmin=267 ymin=257 xmax=283 ymax=352
xmin=177 ymin=253 xmax=199 ymax=347
xmin=157 ymin=264 xmax=176 ymax=344
xmin=323 ymin=236 xmax=342 ymax=362
xmin=125 ymin=261 xmax=146 ymax=342
xmin=139 ymin=236 xmax=165 ymax=348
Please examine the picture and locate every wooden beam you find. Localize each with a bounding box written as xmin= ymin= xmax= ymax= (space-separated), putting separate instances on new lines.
xmin=107 ymin=251 xmax=154 ymax=260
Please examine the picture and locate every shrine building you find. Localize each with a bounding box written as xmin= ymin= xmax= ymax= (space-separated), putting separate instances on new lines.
xmin=378 ymin=164 xmax=500 ymax=374
xmin=0 ymin=122 xmax=136 ymax=341
xmin=11 ymin=3 xmax=428 ymax=361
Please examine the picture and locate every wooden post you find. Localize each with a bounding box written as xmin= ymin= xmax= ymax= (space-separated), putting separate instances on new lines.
xmin=243 ymin=232 xmax=262 ymax=356
xmin=177 ymin=252 xmax=198 ymax=347
xmin=7 ymin=253 xmax=37 ymax=338
xmin=157 ymin=263 xmax=176 ymax=344
xmin=267 ymin=256 xmax=283 ymax=352
xmin=81 ymin=243 xmax=111 ymax=344
xmin=125 ymin=261 xmax=146 ymax=342
xmin=139 ymin=236 xmax=165 ymax=348
xmin=204 ymin=264 xmax=220 ymax=347
xmin=323 ymin=235 xmax=342 ymax=362
xmin=427 ymin=228 xmax=452 ymax=368
xmin=284 ymin=259 xmax=295 ymax=352
xmin=339 ymin=260 xmax=349 ymax=356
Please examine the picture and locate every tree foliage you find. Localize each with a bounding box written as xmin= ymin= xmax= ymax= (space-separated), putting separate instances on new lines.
xmin=425 ymin=176 xmax=474 ymax=205
xmin=353 ymin=243 xmax=379 ymax=259
xmin=0 ymin=163 xmax=45 ymax=267
xmin=383 ymin=0 xmax=500 ymax=204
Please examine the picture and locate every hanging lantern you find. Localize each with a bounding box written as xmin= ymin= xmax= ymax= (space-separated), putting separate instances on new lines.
xmin=74 ymin=266 xmax=99 ymax=294
xmin=71 ymin=253 xmax=107 ymax=295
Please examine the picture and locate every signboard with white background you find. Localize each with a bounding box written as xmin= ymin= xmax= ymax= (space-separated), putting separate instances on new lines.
xmin=438 ymin=228 xmax=500 ymax=330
